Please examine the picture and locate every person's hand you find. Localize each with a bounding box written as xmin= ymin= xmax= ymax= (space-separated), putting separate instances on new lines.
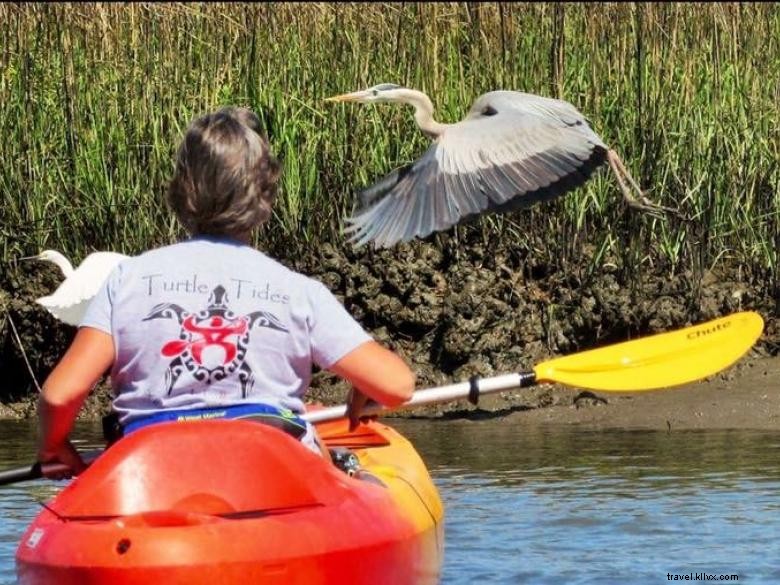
xmin=346 ymin=388 xmax=379 ymax=431
xmin=37 ymin=439 xmax=87 ymax=480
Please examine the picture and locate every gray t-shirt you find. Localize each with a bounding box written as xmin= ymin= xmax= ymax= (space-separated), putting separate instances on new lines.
xmin=81 ymin=236 xmax=372 ymax=426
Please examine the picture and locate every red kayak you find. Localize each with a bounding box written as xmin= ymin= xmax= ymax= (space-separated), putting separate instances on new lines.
xmin=16 ymin=418 xmax=444 ymax=584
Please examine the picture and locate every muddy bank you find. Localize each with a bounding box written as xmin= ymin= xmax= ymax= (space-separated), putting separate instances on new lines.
xmin=418 ymin=355 xmax=780 ymax=431
xmin=295 ymin=239 xmax=777 ymax=414
xmin=1 ymin=236 xmax=777 ymax=422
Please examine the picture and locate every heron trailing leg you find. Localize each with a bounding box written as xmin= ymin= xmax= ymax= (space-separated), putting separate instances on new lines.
xmin=606 ymin=150 xmax=679 ymax=218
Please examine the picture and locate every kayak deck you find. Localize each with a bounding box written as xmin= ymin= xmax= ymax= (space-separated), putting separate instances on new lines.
xmin=16 ymin=418 xmax=443 ymax=584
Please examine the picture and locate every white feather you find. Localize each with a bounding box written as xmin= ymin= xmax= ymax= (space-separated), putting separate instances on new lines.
xmin=29 ymin=250 xmax=130 ymax=326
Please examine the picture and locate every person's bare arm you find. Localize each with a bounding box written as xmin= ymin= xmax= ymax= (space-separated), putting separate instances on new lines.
xmin=328 ymin=340 xmax=415 ymax=429
xmin=38 ymin=327 xmax=114 ymax=474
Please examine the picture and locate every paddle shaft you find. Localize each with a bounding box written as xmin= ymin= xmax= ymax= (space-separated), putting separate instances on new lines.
xmin=0 ymin=451 xmax=102 ymax=487
xmin=0 ymin=462 xmax=44 ymax=485
xmin=303 ymin=371 xmax=537 ymax=424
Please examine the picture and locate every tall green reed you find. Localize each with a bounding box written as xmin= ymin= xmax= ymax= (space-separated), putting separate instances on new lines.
xmin=0 ymin=3 xmax=777 ymax=291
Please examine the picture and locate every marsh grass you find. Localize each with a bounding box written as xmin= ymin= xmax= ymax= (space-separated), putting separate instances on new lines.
xmin=0 ymin=3 xmax=777 ymax=291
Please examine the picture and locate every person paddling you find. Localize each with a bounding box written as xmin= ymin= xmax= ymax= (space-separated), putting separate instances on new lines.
xmin=37 ymin=106 xmax=415 ymax=474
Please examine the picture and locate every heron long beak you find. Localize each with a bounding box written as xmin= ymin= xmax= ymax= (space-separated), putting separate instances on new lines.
xmin=19 ymin=255 xmax=41 ymax=261
xmin=324 ymin=90 xmax=370 ymax=103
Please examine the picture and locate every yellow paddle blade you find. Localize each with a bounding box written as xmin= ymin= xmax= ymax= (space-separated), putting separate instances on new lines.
xmin=533 ymin=311 xmax=764 ymax=392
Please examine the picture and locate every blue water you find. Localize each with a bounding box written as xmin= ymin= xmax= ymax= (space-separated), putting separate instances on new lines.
xmin=1 ymin=419 xmax=779 ymax=584
xmin=394 ymin=420 xmax=780 ymax=585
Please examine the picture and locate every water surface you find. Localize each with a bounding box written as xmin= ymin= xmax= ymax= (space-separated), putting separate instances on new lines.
xmin=396 ymin=419 xmax=780 ymax=584
xmin=1 ymin=419 xmax=779 ymax=584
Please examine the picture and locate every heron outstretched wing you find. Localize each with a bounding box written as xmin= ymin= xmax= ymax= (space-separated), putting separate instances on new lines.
xmin=344 ymin=91 xmax=608 ymax=248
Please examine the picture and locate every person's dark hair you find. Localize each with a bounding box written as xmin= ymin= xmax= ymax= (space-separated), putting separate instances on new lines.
xmin=167 ymin=106 xmax=281 ymax=238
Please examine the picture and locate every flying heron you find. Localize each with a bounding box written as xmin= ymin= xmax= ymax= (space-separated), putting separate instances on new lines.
xmin=326 ymin=83 xmax=675 ymax=248
xmin=21 ymin=250 xmax=130 ymax=326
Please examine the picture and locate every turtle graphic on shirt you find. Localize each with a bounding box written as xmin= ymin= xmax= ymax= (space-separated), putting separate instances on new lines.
xmin=143 ymin=285 xmax=288 ymax=397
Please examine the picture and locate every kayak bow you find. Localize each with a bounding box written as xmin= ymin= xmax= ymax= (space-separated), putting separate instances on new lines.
xmin=16 ymin=418 xmax=443 ymax=585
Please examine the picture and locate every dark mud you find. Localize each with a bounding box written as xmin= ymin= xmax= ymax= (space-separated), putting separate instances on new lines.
xmin=1 ymin=236 xmax=778 ymax=421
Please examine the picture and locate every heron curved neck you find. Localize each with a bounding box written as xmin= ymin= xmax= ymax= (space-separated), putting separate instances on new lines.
xmin=396 ymin=89 xmax=448 ymax=138
xmin=43 ymin=252 xmax=74 ymax=277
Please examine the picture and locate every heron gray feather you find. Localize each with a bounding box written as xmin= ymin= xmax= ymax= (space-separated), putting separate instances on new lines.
xmin=344 ymin=90 xmax=608 ymax=248
xmin=328 ymin=82 xmax=679 ymax=245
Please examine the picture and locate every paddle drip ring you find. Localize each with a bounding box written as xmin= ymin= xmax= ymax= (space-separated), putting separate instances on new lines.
xmin=468 ymin=376 xmax=480 ymax=406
